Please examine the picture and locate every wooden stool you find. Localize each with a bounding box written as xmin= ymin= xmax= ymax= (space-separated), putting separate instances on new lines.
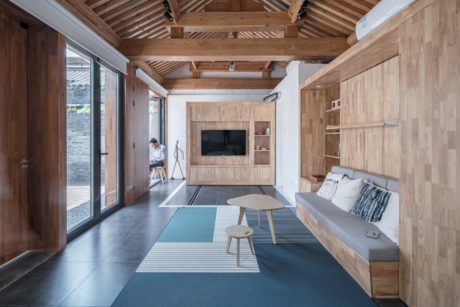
xmin=225 ymin=225 xmax=255 ymax=266
xmin=150 ymin=166 xmax=167 ymax=183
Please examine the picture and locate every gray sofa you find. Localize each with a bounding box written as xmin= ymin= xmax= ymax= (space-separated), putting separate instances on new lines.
xmin=295 ymin=166 xmax=399 ymax=262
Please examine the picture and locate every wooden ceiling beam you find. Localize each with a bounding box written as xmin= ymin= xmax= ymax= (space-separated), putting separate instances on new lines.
xmin=119 ymin=37 xmax=349 ymax=61
xmin=165 ymin=12 xmax=292 ymax=32
xmin=162 ymin=78 xmax=282 ymax=90
xmin=190 ymin=61 xmax=273 ymax=72
xmin=56 ymin=0 xmax=121 ymax=46
xmin=288 ymin=0 xmax=304 ymax=23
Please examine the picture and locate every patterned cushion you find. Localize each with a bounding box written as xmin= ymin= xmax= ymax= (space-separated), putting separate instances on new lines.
xmin=316 ymin=172 xmax=344 ymax=200
xmin=351 ymin=182 xmax=391 ymax=222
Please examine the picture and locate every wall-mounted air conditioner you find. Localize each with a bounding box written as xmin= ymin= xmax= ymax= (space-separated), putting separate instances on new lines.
xmin=356 ymin=0 xmax=414 ymax=41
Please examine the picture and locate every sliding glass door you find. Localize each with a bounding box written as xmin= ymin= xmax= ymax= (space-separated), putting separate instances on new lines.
xmin=66 ymin=44 xmax=122 ymax=233
xmin=66 ymin=47 xmax=93 ymax=230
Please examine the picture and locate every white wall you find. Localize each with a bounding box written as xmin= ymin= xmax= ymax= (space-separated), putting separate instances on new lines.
xmin=166 ymin=91 xmax=268 ymax=178
xmin=272 ymin=62 xmax=325 ymax=202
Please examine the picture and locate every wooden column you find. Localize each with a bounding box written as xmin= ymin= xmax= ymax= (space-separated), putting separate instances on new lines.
xmin=27 ymin=26 xmax=67 ymax=251
xmin=124 ymin=66 xmax=150 ymax=205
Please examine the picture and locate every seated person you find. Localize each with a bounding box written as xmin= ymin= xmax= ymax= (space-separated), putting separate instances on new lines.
xmin=149 ymin=138 xmax=166 ymax=170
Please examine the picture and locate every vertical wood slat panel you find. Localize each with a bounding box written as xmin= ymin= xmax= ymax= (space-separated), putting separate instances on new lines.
xmin=399 ymin=0 xmax=460 ymax=305
xmin=340 ymin=56 xmax=400 ymax=178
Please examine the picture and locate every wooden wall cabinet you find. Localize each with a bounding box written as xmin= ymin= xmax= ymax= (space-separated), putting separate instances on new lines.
xmin=186 ymin=102 xmax=275 ymax=185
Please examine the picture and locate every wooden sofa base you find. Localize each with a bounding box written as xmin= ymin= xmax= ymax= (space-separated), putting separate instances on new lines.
xmin=296 ymin=204 xmax=399 ymax=298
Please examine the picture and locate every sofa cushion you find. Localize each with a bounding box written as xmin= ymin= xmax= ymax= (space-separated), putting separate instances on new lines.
xmin=296 ymin=192 xmax=399 ymax=262
xmin=386 ymin=179 xmax=399 ymax=192
xmin=331 ymin=166 xmax=355 ymax=178
xmin=353 ymin=170 xmax=388 ymax=189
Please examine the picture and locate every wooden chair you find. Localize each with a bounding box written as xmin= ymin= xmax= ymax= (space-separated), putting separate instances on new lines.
xmin=150 ymin=166 xmax=167 ymax=183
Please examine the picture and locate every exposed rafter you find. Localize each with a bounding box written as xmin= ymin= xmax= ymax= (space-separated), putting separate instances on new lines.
xmin=288 ymin=0 xmax=305 ymax=23
xmin=57 ymin=0 xmax=120 ymax=46
xmin=119 ymin=37 xmax=349 ymax=62
xmin=168 ymin=0 xmax=181 ymax=23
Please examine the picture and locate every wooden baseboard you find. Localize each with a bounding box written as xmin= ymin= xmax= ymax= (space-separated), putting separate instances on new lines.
xmin=296 ymin=204 xmax=399 ymax=298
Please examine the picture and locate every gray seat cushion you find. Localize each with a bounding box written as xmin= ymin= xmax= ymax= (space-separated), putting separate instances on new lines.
xmin=386 ymin=179 xmax=399 ymax=192
xmin=353 ymin=170 xmax=388 ymax=188
xmin=296 ymin=192 xmax=398 ymax=262
xmin=331 ymin=166 xmax=355 ymax=179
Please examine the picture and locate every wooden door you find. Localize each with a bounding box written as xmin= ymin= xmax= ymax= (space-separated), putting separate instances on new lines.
xmin=0 ymin=11 xmax=29 ymax=264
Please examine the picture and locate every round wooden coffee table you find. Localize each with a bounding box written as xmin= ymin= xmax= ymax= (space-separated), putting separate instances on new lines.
xmin=227 ymin=194 xmax=284 ymax=244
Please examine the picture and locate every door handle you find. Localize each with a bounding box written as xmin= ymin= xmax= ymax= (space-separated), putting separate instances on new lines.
xmin=19 ymin=159 xmax=31 ymax=168
xmin=100 ymin=152 xmax=109 ymax=156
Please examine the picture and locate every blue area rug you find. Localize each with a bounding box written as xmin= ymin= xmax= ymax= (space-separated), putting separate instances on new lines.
xmin=157 ymin=207 xmax=216 ymax=242
xmin=113 ymin=207 xmax=376 ymax=307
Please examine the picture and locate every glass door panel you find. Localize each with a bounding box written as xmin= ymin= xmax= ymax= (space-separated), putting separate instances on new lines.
xmin=66 ymin=47 xmax=92 ymax=231
xmin=100 ymin=65 xmax=118 ymax=210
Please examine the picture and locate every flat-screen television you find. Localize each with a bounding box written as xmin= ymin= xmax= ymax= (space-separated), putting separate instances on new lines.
xmin=201 ymin=130 xmax=246 ymax=156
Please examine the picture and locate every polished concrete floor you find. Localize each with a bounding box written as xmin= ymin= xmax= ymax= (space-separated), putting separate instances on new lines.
xmin=0 ymin=181 xmax=405 ymax=307
xmin=0 ymin=180 xmax=181 ymax=307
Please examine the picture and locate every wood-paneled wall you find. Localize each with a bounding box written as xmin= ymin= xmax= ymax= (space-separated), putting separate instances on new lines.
xmin=299 ymin=86 xmax=340 ymax=179
xmin=27 ymin=27 xmax=67 ymax=251
xmin=124 ymin=65 xmax=150 ymax=205
xmin=0 ymin=8 xmax=67 ymax=264
xmin=0 ymin=10 xmax=29 ymax=264
xmin=340 ymin=56 xmax=400 ymax=178
xmin=187 ymin=102 xmax=275 ymax=185
xmin=399 ymin=0 xmax=460 ymax=305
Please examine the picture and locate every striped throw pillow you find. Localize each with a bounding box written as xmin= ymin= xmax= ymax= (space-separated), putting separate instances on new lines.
xmin=351 ymin=182 xmax=391 ymax=222
xmin=316 ymin=172 xmax=344 ymax=200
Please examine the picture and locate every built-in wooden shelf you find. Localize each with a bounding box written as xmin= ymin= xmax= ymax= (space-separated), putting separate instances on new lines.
xmin=326 ymin=108 xmax=341 ymax=113
xmin=254 ymin=149 xmax=270 ymax=152
xmin=255 ymin=134 xmax=270 ymax=137
xmin=326 ymin=126 xmax=340 ymax=130
xmin=326 ymin=132 xmax=341 ymax=135
xmin=324 ymin=155 xmax=340 ymax=159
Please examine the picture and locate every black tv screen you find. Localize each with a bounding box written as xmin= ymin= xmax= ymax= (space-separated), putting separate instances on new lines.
xmin=201 ymin=130 xmax=246 ymax=156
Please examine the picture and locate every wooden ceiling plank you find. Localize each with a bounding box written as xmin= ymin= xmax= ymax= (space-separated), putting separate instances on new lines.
xmin=309 ymin=0 xmax=359 ymax=24
xmin=86 ymin=0 xmax=111 ymax=9
xmin=288 ymin=0 xmax=304 ymax=23
xmin=344 ymin=0 xmax=375 ymax=11
xmin=308 ymin=4 xmax=356 ymax=32
xmin=323 ymin=0 xmax=366 ymax=18
xmin=109 ymin=2 xmax=158 ymax=28
xmin=306 ymin=12 xmax=351 ymax=35
xmin=111 ymin=3 xmax=162 ymax=30
xmin=303 ymin=18 xmax=343 ymax=36
xmin=165 ymin=11 xmax=292 ymax=32
xmin=119 ymin=37 xmax=349 ymax=61
xmin=100 ymin=0 xmax=148 ymax=22
xmin=93 ymin=0 xmax=131 ymax=16
xmin=191 ymin=61 xmax=273 ymax=72
xmin=57 ymin=0 xmax=121 ymax=46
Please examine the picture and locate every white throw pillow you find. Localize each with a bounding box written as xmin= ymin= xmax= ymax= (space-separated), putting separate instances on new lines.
xmin=316 ymin=172 xmax=344 ymax=200
xmin=373 ymin=192 xmax=399 ymax=244
xmin=332 ymin=177 xmax=363 ymax=212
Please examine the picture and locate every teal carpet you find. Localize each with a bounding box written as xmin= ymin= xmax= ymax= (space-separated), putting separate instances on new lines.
xmin=113 ymin=207 xmax=376 ymax=307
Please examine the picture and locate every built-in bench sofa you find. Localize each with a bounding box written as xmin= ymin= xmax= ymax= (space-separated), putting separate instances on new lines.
xmin=295 ymin=166 xmax=399 ymax=298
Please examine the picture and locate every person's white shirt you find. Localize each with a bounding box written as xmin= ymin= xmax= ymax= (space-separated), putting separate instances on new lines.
xmin=151 ymin=144 xmax=166 ymax=162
